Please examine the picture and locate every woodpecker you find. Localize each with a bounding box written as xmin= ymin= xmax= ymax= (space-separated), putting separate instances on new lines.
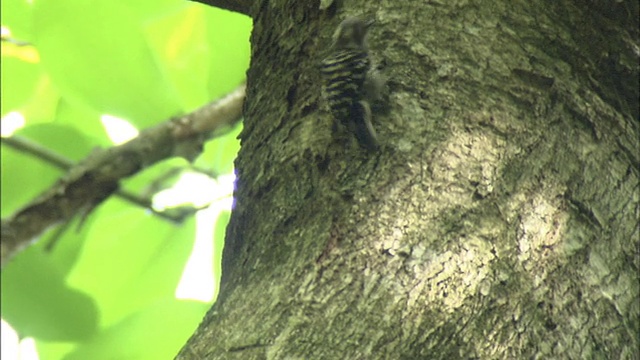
xmin=320 ymin=17 xmax=380 ymax=151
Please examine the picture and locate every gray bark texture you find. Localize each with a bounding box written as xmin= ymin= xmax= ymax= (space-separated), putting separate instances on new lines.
xmin=178 ymin=0 xmax=639 ymax=359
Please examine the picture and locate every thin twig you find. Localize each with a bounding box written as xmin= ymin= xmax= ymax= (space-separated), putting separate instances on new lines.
xmin=1 ymin=136 xmax=74 ymax=169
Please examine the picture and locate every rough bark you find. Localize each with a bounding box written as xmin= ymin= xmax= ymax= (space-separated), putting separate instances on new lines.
xmin=178 ymin=0 xmax=639 ymax=359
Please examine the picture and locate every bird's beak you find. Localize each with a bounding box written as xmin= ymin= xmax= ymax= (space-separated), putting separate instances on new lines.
xmin=365 ymin=19 xmax=375 ymax=28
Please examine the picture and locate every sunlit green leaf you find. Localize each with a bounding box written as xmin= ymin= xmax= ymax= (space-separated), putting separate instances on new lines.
xmin=34 ymin=340 xmax=76 ymax=360
xmin=51 ymin=99 xmax=111 ymax=147
xmin=64 ymin=298 xmax=208 ymax=360
xmin=33 ymin=211 xmax=102 ymax=279
xmin=32 ymin=0 xmax=183 ymax=126
xmin=1 ymin=0 xmax=33 ymax=41
xmin=66 ymin=200 xmax=196 ymax=327
xmin=19 ymin=74 xmax=62 ymax=124
xmin=204 ymin=7 xmax=251 ymax=99
xmin=0 ymin=49 xmax=42 ymax=118
xmin=1 ymin=247 xmax=99 ymax=341
xmin=143 ymin=5 xmax=211 ymax=112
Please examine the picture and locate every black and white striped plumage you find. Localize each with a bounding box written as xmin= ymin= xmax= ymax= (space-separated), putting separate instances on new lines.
xmin=321 ymin=49 xmax=370 ymax=123
xmin=321 ymin=17 xmax=379 ymax=150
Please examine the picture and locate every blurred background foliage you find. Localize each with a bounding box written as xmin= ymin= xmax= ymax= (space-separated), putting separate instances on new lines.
xmin=1 ymin=0 xmax=251 ymax=358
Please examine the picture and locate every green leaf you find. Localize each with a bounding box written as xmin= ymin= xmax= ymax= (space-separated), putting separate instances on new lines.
xmin=32 ymin=0 xmax=183 ymax=126
xmin=203 ymin=7 xmax=252 ymax=99
xmin=33 ymin=212 xmax=100 ymax=279
xmin=1 ymin=246 xmax=99 ymax=341
xmin=19 ymin=74 xmax=61 ymax=124
xmin=1 ymin=0 xmax=34 ymax=41
xmin=65 ymin=200 xmax=196 ymax=327
xmin=143 ymin=5 xmax=211 ymax=112
xmin=34 ymin=340 xmax=77 ymax=360
xmin=0 ymin=50 xmax=42 ymax=118
xmin=64 ymin=298 xmax=208 ymax=360
xmin=54 ymin=99 xmax=113 ymax=147
xmin=111 ymin=215 xmax=198 ymax=317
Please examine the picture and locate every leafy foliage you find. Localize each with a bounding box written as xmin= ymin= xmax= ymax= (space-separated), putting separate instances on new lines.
xmin=1 ymin=0 xmax=250 ymax=358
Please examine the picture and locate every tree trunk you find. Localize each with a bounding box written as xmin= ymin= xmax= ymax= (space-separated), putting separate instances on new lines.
xmin=178 ymin=0 xmax=639 ymax=359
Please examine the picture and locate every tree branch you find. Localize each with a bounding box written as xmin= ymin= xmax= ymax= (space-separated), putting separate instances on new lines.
xmin=1 ymin=136 xmax=198 ymax=224
xmin=0 ymin=83 xmax=246 ymax=268
xmin=189 ymin=0 xmax=253 ymax=17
